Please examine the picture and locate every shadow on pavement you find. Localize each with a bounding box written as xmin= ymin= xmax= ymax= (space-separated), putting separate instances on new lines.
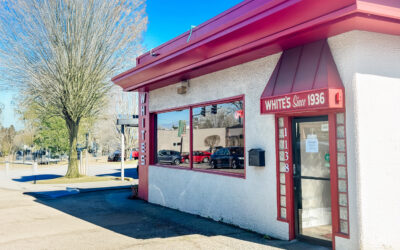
xmin=29 ymin=189 xmax=330 ymax=249
xmin=13 ymin=174 xmax=63 ymax=182
xmin=96 ymin=167 xmax=138 ymax=179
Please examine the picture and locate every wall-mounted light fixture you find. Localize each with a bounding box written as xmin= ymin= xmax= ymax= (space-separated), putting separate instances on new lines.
xmin=177 ymin=79 xmax=189 ymax=95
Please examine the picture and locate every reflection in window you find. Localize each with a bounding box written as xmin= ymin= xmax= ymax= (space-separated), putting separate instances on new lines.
xmin=192 ymin=100 xmax=244 ymax=174
xmin=156 ymin=109 xmax=190 ymax=167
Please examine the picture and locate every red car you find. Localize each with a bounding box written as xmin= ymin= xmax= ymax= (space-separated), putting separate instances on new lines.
xmin=131 ymin=149 xmax=139 ymax=160
xmin=180 ymin=151 xmax=212 ymax=163
xmin=181 ymin=152 xmax=190 ymax=163
xmin=193 ymin=151 xmax=211 ymax=163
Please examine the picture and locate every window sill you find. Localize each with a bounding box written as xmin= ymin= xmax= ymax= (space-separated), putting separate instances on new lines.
xmin=152 ymin=164 xmax=246 ymax=179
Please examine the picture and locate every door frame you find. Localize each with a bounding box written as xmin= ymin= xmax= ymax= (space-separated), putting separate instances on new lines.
xmin=292 ymin=115 xmax=332 ymax=247
xmin=274 ymin=111 xmax=348 ymax=250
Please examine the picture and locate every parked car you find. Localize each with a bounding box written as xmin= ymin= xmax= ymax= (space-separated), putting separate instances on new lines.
xmin=193 ymin=151 xmax=212 ymax=163
xmin=33 ymin=150 xmax=49 ymax=164
xmin=131 ymin=148 xmax=139 ymax=160
xmin=210 ymin=147 xmax=244 ymax=169
xmin=37 ymin=156 xmax=50 ymax=165
xmin=108 ymin=150 xmax=126 ymax=162
xmin=157 ymin=150 xmax=181 ymax=165
xmin=181 ymin=152 xmax=189 ymax=163
xmin=49 ymin=155 xmax=61 ymax=164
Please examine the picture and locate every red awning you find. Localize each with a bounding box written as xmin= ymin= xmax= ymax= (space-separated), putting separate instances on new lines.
xmin=260 ymin=39 xmax=344 ymax=114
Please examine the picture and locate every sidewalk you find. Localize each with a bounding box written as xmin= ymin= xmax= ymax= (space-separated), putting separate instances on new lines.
xmin=0 ymin=175 xmax=136 ymax=197
xmin=0 ymin=188 xmax=330 ymax=249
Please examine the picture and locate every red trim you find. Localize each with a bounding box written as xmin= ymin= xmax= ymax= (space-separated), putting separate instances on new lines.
xmin=242 ymin=95 xmax=247 ymax=180
xmin=189 ymin=107 xmax=193 ymax=169
xmin=286 ymin=116 xmax=295 ymax=240
xmin=112 ymin=1 xmax=400 ymax=91
xmin=329 ymin=112 xmax=350 ymax=242
xmin=151 ymin=164 xmax=246 ymax=179
xmin=276 ymin=109 xmax=349 ymax=247
xmin=274 ymin=116 xmax=295 ymax=238
xmin=152 ymin=94 xmax=245 ymax=114
xmin=151 ymin=95 xmax=246 ymax=179
xmin=274 ymin=117 xmax=281 ymax=220
xmin=149 ymin=113 xmax=156 ymax=165
xmin=329 ymin=113 xmax=339 ymax=249
xmin=138 ymin=91 xmax=150 ymax=201
xmin=337 ymin=111 xmax=350 ymax=239
xmin=133 ymin=0 xmax=282 ymax=67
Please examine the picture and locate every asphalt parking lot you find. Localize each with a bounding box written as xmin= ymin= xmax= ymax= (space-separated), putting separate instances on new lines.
xmin=0 ymin=188 xmax=330 ymax=250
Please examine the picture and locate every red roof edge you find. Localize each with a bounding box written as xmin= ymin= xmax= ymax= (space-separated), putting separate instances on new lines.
xmin=112 ymin=0 xmax=400 ymax=92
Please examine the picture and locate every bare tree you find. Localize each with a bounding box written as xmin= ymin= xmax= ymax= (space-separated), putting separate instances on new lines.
xmin=91 ymin=86 xmax=139 ymax=157
xmin=0 ymin=126 xmax=17 ymax=158
xmin=115 ymin=88 xmax=139 ymax=155
xmin=0 ymin=103 xmax=3 ymax=126
xmin=0 ymin=0 xmax=147 ymax=177
xmin=204 ymin=135 xmax=221 ymax=151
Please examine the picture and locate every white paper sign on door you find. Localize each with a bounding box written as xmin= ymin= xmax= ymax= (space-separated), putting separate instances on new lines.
xmin=306 ymin=134 xmax=319 ymax=153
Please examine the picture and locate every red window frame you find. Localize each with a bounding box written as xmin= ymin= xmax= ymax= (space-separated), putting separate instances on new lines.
xmin=151 ymin=94 xmax=246 ymax=179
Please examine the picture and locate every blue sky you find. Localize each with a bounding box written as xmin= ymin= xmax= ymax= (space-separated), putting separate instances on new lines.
xmin=143 ymin=0 xmax=242 ymax=49
xmin=0 ymin=90 xmax=21 ymax=130
xmin=0 ymin=0 xmax=243 ymax=130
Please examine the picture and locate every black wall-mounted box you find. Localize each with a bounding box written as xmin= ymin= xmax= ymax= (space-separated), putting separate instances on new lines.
xmin=248 ymin=148 xmax=265 ymax=167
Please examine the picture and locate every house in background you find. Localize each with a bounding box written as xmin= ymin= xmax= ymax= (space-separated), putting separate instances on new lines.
xmin=112 ymin=1 xmax=400 ymax=249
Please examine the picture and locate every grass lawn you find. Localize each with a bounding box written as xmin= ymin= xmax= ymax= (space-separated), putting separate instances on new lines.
xmin=36 ymin=176 xmax=115 ymax=184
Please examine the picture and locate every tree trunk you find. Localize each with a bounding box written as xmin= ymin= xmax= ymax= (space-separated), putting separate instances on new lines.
xmin=65 ymin=120 xmax=80 ymax=178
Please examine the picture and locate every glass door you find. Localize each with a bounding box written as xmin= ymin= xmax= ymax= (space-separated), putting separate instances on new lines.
xmin=293 ymin=116 xmax=332 ymax=245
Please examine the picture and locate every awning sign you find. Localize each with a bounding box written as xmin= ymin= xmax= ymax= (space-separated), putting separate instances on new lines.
xmin=261 ymin=88 xmax=343 ymax=114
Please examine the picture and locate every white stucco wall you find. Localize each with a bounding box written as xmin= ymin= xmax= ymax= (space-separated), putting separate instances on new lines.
xmin=147 ymin=30 xmax=400 ymax=249
xmin=329 ymin=31 xmax=400 ymax=250
xmin=148 ymin=52 xmax=290 ymax=239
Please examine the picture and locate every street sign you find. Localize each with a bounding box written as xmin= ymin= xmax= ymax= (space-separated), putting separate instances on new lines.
xmin=178 ymin=120 xmax=186 ymax=137
xmin=117 ymin=117 xmax=139 ymax=127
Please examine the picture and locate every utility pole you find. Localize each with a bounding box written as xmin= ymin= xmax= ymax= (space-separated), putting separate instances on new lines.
xmin=85 ymin=133 xmax=89 ymax=176
xmin=116 ymin=115 xmax=138 ymax=182
xmin=121 ymin=125 xmax=125 ymax=181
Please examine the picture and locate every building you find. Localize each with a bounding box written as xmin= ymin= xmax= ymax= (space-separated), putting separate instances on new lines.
xmin=112 ymin=1 xmax=400 ymax=249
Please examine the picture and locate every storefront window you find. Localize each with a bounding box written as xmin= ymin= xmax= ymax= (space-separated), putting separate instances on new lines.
xmin=153 ymin=98 xmax=245 ymax=176
xmin=156 ymin=109 xmax=190 ymax=167
xmin=192 ymin=100 xmax=244 ymax=174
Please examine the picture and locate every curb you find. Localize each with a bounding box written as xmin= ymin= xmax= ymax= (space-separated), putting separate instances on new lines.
xmin=77 ymin=185 xmax=133 ymax=193
xmin=23 ymin=185 xmax=136 ymax=199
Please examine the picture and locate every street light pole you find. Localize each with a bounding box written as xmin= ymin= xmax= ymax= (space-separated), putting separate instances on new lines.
xmin=121 ymin=125 xmax=125 ymax=181
xmin=85 ymin=133 xmax=89 ymax=176
xmin=116 ymin=115 xmax=138 ymax=182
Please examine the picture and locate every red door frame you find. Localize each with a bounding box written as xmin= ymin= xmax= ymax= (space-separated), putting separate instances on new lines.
xmin=275 ymin=108 xmax=347 ymax=249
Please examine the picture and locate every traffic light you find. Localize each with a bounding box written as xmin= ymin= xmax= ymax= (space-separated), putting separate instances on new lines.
xmin=211 ymin=105 xmax=217 ymax=114
xmin=201 ymin=107 xmax=206 ymax=116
